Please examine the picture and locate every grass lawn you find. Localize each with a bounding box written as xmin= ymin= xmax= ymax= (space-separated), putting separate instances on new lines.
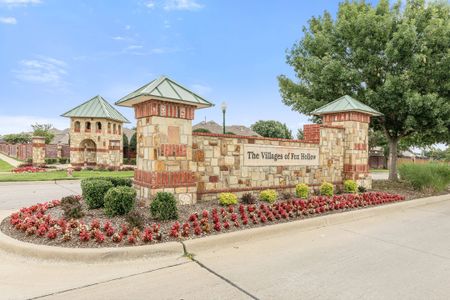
xmin=370 ymin=169 xmax=389 ymax=172
xmin=0 ymin=170 xmax=134 ymax=182
xmin=0 ymin=159 xmax=14 ymax=172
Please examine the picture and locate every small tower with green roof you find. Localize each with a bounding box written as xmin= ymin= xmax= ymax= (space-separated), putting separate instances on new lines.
xmin=116 ymin=76 xmax=214 ymax=204
xmin=62 ymin=95 xmax=130 ymax=169
xmin=312 ymin=95 xmax=382 ymax=188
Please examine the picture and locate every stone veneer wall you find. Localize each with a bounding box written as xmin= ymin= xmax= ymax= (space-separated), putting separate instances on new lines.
xmin=69 ymin=117 xmax=123 ymax=168
xmin=192 ymin=125 xmax=345 ymax=201
xmin=32 ymin=136 xmax=46 ymax=165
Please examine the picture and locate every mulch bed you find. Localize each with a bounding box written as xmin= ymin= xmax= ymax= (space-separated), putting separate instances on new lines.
xmin=1 ymin=181 xmax=448 ymax=249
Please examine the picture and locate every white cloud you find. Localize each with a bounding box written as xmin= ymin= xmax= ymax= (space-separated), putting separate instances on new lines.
xmin=14 ymin=56 xmax=68 ymax=87
xmin=0 ymin=116 xmax=67 ymax=135
xmin=145 ymin=1 xmax=155 ymax=9
xmin=163 ymin=0 xmax=203 ymax=11
xmin=163 ymin=20 xmax=171 ymax=29
xmin=0 ymin=0 xmax=41 ymax=7
xmin=125 ymin=25 xmax=131 ymax=30
xmin=0 ymin=16 xmax=16 ymax=24
xmin=112 ymin=36 xmax=125 ymax=41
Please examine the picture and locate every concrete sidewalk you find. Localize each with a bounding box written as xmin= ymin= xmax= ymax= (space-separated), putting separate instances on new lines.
xmin=0 ymin=152 xmax=21 ymax=168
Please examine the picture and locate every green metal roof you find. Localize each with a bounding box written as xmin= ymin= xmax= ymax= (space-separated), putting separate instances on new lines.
xmin=311 ymin=95 xmax=382 ymax=116
xmin=115 ymin=76 xmax=214 ymax=108
xmin=61 ymin=95 xmax=130 ymax=123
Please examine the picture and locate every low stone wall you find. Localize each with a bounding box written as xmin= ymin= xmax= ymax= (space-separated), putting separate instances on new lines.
xmin=192 ymin=125 xmax=345 ymax=201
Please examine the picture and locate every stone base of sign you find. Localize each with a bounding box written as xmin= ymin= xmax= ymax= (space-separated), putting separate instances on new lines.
xmin=31 ymin=136 xmax=46 ymax=165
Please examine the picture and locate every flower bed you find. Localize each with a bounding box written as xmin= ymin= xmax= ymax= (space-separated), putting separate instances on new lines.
xmin=0 ymin=192 xmax=405 ymax=248
xmin=12 ymin=166 xmax=46 ymax=173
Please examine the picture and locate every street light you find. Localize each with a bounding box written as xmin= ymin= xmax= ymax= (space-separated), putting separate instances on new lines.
xmin=221 ymin=102 xmax=227 ymax=134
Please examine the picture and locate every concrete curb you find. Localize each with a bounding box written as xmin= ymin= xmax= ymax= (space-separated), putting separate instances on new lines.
xmin=184 ymin=193 xmax=450 ymax=253
xmin=0 ymin=180 xmax=81 ymax=186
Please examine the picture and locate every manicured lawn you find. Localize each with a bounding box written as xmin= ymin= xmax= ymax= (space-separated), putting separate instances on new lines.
xmin=0 ymin=159 xmax=14 ymax=172
xmin=0 ymin=170 xmax=134 ymax=182
xmin=370 ymin=169 xmax=389 ymax=172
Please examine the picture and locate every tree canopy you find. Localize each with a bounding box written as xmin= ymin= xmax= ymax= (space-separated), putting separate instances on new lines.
xmin=31 ymin=123 xmax=54 ymax=144
xmin=278 ymin=0 xmax=450 ymax=179
xmin=251 ymin=120 xmax=293 ymax=139
xmin=2 ymin=133 xmax=31 ymax=144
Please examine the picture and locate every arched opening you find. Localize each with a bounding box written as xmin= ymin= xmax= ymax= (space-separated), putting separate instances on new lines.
xmin=85 ymin=121 xmax=91 ymax=132
xmin=113 ymin=124 xmax=117 ymax=134
xmin=96 ymin=122 xmax=102 ymax=133
xmin=108 ymin=123 xmax=111 ymax=134
xmin=74 ymin=121 xmax=80 ymax=133
xmin=79 ymin=139 xmax=96 ymax=165
xmin=118 ymin=125 xmax=121 ymax=135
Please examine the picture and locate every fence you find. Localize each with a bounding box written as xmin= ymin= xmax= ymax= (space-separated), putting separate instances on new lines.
xmin=0 ymin=143 xmax=70 ymax=162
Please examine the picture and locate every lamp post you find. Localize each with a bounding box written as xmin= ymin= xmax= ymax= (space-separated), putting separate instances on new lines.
xmin=221 ymin=102 xmax=227 ymax=134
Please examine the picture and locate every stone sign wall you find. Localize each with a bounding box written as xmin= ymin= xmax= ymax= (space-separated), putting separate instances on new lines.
xmin=192 ymin=124 xmax=345 ymax=201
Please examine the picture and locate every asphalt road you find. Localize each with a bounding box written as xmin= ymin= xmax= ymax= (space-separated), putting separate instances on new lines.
xmin=0 ymin=180 xmax=449 ymax=299
xmin=0 ymin=180 xmax=81 ymax=210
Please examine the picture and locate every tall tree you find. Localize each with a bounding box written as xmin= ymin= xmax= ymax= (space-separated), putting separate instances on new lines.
xmin=251 ymin=120 xmax=293 ymax=139
xmin=31 ymin=123 xmax=54 ymax=144
xmin=278 ymin=0 xmax=450 ymax=180
xmin=122 ymin=133 xmax=129 ymax=158
xmin=129 ymin=133 xmax=137 ymax=152
xmin=2 ymin=133 xmax=31 ymax=144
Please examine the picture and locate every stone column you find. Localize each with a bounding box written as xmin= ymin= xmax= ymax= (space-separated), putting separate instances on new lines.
xmin=32 ymin=136 xmax=46 ymax=166
xmin=133 ymin=100 xmax=197 ymax=206
xmin=322 ymin=112 xmax=372 ymax=189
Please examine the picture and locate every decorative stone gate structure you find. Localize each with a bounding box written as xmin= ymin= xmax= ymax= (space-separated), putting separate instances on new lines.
xmin=117 ymin=76 xmax=382 ymax=205
xmin=62 ymin=95 xmax=129 ymax=168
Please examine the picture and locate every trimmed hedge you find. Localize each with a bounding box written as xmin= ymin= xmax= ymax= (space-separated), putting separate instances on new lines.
xmin=81 ymin=179 xmax=113 ymax=209
xmin=104 ymin=186 xmax=136 ymax=217
xmin=150 ymin=192 xmax=178 ymax=221
xmin=82 ymin=177 xmax=132 ymax=187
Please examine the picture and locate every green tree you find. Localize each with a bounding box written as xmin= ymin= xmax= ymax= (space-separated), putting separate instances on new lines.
xmin=278 ymin=0 xmax=450 ymax=180
xmin=2 ymin=133 xmax=31 ymax=144
xmin=122 ymin=133 xmax=129 ymax=158
xmin=31 ymin=123 xmax=54 ymax=144
xmin=296 ymin=128 xmax=304 ymax=140
xmin=129 ymin=132 xmax=137 ymax=152
xmin=251 ymin=120 xmax=293 ymax=139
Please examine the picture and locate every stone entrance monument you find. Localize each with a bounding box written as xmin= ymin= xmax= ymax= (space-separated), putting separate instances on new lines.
xmin=116 ymin=76 xmax=382 ymax=205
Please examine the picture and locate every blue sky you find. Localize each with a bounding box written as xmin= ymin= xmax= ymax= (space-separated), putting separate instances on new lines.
xmin=0 ymin=0 xmax=347 ymax=135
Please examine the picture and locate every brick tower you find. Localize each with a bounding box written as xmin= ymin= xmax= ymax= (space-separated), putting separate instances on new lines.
xmin=116 ymin=76 xmax=214 ymax=204
xmin=62 ymin=95 xmax=130 ymax=169
xmin=311 ymin=95 xmax=382 ymax=188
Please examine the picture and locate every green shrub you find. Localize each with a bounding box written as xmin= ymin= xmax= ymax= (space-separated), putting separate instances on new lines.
xmin=241 ymin=192 xmax=256 ymax=204
xmin=344 ymin=180 xmax=358 ymax=193
xmin=218 ymin=193 xmax=238 ymax=205
xmin=104 ymin=186 xmax=136 ymax=217
xmin=358 ymin=185 xmax=367 ymax=193
xmin=193 ymin=128 xmax=211 ymax=133
xmin=259 ymin=189 xmax=278 ymax=203
xmin=81 ymin=179 xmax=113 ymax=209
xmin=61 ymin=195 xmax=84 ymax=219
xmin=130 ymin=159 xmax=136 ymax=165
xmin=295 ymin=183 xmax=309 ymax=198
xmin=59 ymin=157 xmax=69 ymax=164
xmin=82 ymin=177 xmax=132 ymax=187
xmin=126 ymin=209 xmax=146 ymax=229
xmin=45 ymin=158 xmax=58 ymax=164
xmin=150 ymin=192 xmax=178 ymax=221
xmin=320 ymin=182 xmax=334 ymax=196
xmin=399 ymin=163 xmax=450 ymax=192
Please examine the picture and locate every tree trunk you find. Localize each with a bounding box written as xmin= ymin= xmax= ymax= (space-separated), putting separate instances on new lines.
xmin=388 ymin=136 xmax=399 ymax=181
